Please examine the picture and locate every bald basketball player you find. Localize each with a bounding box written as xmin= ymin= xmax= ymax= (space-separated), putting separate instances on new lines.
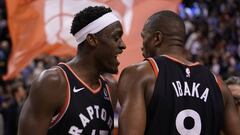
xmin=18 ymin=6 xmax=125 ymax=135
xmin=118 ymin=10 xmax=240 ymax=135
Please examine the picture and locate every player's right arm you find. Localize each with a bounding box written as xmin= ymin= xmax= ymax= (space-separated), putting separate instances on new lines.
xmin=220 ymin=81 xmax=240 ymax=135
xmin=18 ymin=68 xmax=67 ymax=135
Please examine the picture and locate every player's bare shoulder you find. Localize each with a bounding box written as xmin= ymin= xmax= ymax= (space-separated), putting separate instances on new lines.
xmin=118 ymin=61 xmax=156 ymax=107
xmin=29 ymin=66 xmax=67 ymax=109
xmin=32 ymin=67 xmax=66 ymax=92
xmin=118 ymin=61 xmax=156 ymax=95
xmin=120 ymin=61 xmax=155 ymax=81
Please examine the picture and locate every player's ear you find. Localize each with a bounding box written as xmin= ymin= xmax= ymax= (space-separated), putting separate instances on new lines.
xmin=154 ymin=31 xmax=163 ymax=47
xmin=86 ymin=34 xmax=98 ymax=47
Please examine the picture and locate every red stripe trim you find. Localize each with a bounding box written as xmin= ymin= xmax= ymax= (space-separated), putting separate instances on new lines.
xmin=60 ymin=63 xmax=102 ymax=94
xmin=213 ymin=73 xmax=223 ymax=90
xmin=105 ymin=84 xmax=112 ymax=103
xmin=100 ymin=75 xmax=113 ymax=104
xmin=100 ymin=75 xmax=106 ymax=81
xmin=162 ymin=55 xmax=200 ymax=66
xmin=146 ymin=58 xmax=159 ymax=77
xmin=217 ymin=78 xmax=223 ymax=90
xmin=49 ymin=66 xmax=71 ymax=128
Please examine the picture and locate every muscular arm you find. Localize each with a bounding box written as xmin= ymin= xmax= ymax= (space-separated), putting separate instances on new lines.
xmin=221 ymin=82 xmax=240 ymax=135
xmin=118 ymin=62 xmax=155 ymax=135
xmin=18 ymin=68 xmax=67 ymax=135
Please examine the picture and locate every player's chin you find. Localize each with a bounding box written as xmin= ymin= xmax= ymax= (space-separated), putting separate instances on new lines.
xmin=110 ymin=60 xmax=120 ymax=73
xmin=108 ymin=67 xmax=118 ymax=74
xmin=104 ymin=64 xmax=118 ymax=74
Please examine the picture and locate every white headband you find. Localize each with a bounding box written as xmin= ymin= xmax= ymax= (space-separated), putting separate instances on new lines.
xmin=74 ymin=12 xmax=120 ymax=44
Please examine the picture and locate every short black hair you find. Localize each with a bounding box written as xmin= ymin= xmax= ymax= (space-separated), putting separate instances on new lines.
xmin=146 ymin=10 xmax=186 ymax=44
xmin=70 ymin=6 xmax=112 ymax=36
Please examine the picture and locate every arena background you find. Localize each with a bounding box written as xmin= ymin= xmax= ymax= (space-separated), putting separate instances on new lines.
xmin=0 ymin=0 xmax=240 ymax=134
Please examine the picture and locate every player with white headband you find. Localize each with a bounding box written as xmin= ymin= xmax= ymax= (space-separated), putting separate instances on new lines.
xmin=74 ymin=12 xmax=120 ymax=44
xmin=18 ymin=6 xmax=126 ymax=135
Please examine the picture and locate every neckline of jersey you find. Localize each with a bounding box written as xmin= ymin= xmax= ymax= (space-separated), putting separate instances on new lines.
xmin=60 ymin=62 xmax=102 ymax=94
xmin=161 ymin=55 xmax=200 ymax=67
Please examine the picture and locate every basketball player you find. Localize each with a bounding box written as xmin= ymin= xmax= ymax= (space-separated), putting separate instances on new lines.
xmin=118 ymin=10 xmax=240 ymax=135
xmin=226 ymin=76 xmax=240 ymax=116
xmin=18 ymin=6 xmax=126 ymax=135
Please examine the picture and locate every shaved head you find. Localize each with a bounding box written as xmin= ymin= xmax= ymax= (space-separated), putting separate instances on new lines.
xmin=144 ymin=10 xmax=186 ymax=46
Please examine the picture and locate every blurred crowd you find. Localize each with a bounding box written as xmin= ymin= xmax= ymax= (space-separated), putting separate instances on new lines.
xmin=0 ymin=0 xmax=239 ymax=134
xmin=180 ymin=0 xmax=240 ymax=79
xmin=0 ymin=0 xmax=12 ymax=134
xmin=0 ymin=1 xmax=71 ymax=134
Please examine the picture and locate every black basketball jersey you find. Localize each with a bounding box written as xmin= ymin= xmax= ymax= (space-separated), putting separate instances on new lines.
xmin=47 ymin=63 xmax=114 ymax=135
xmin=145 ymin=55 xmax=224 ymax=135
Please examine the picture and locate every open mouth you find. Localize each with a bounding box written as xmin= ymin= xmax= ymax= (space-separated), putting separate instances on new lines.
xmin=114 ymin=54 xmax=120 ymax=65
xmin=113 ymin=50 xmax=123 ymax=66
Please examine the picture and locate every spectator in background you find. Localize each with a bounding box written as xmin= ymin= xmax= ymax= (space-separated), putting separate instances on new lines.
xmin=226 ymin=76 xmax=240 ymax=116
xmin=5 ymin=81 xmax=26 ymax=135
xmin=0 ymin=113 xmax=3 ymax=135
xmin=180 ymin=0 xmax=240 ymax=79
xmin=0 ymin=40 xmax=10 ymax=77
xmin=0 ymin=86 xmax=4 ymax=135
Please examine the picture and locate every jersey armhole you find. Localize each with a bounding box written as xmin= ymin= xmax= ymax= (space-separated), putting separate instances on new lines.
xmin=49 ymin=66 xmax=71 ymax=129
xmin=146 ymin=58 xmax=159 ymax=77
xmin=213 ymin=73 xmax=223 ymax=90
xmin=100 ymin=75 xmax=113 ymax=103
xmin=106 ymin=84 xmax=113 ymax=103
